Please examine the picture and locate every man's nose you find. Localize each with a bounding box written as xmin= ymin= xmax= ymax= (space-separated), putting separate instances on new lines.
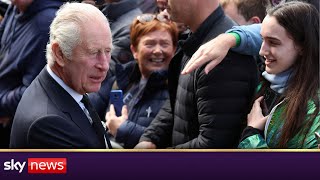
xmin=97 ymin=53 xmax=110 ymax=71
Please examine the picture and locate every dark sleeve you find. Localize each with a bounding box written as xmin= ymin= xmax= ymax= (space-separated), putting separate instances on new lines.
xmin=240 ymin=126 xmax=264 ymax=142
xmin=175 ymin=54 xmax=257 ymax=148
xmin=115 ymin=120 xmax=146 ymax=148
xmin=0 ymin=32 xmax=48 ymax=117
xmin=0 ymin=5 xmax=12 ymax=43
xmin=28 ymin=115 xmax=89 ymax=148
xmin=139 ymin=99 xmax=174 ymax=148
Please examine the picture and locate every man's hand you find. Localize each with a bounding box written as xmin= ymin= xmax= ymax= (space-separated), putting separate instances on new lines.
xmin=181 ymin=33 xmax=236 ymax=74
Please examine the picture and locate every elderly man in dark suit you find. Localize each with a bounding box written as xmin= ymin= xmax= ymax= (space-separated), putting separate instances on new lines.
xmin=10 ymin=2 xmax=112 ymax=149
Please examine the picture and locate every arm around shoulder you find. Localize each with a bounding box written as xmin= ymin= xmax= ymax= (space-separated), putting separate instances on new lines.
xmin=227 ymin=24 xmax=262 ymax=56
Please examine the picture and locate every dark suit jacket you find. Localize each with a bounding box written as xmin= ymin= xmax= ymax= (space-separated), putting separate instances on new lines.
xmin=10 ymin=67 xmax=106 ymax=148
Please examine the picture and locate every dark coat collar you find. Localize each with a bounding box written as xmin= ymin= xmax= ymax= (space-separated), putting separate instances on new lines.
xmin=179 ymin=6 xmax=225 ymax=57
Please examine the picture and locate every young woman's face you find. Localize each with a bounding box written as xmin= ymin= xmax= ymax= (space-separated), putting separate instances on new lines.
xmin=259 ymin=15 xmax=301 ymax=74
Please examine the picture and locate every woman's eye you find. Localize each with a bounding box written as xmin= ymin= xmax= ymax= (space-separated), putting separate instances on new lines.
xmin=269 ymin=41 xmax=280 ymax=46
xmin=144 ymin=41 xmax=155 ymax=46
xmin=161 ymin=42 xmax=170 ymax=47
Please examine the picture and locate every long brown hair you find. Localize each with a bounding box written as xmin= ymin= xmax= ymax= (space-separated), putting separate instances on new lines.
xmin=265 ymin=2 xmax=319 ymax=148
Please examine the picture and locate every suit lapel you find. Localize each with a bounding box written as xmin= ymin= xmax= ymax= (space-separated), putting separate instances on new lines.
xmin=37 ymin=68 xmax=102 ymax=144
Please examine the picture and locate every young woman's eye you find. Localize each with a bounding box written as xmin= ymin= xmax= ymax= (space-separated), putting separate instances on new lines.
xmin=269 ymin=41 xmax=280 ymax=46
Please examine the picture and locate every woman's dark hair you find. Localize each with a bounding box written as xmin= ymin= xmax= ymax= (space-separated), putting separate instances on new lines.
xmin=263 ymin=1 xmax=319 ymax=148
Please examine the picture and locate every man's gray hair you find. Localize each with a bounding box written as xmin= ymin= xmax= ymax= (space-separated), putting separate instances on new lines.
xmin=46 ymin=2 xmax=110 ymax=66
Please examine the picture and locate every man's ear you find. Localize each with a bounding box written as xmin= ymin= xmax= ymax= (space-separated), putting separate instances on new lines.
xmin=130 ymin=45 xmax=138 ymax=60
xmin=52 ymin=42 xmax=66 ymax=67
xmin=248 ymin=16 xmax=261 ymax=24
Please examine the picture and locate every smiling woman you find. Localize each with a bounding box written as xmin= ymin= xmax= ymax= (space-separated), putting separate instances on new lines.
xmin=130 ymin=13 xmax=178 ymax=79
xmin=239 ymin=1 xmax=319 ymax=149
xmin=89 ymin=13 xmax=179 ymax=148
xmin=259 ymin=15 xmax=300 ymax=75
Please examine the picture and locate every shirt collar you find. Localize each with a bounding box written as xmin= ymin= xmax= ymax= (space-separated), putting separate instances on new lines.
xmin=46 ymin=66 xmax=83 ymax=104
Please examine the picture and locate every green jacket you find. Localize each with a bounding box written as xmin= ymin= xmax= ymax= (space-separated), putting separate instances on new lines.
xmin=239 ymin=99 xmax=320 ymax=149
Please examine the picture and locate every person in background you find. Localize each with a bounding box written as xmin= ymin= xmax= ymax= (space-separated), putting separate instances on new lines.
xmin=239 ymin=1 xmax=319 ymax=148
xmin=138 ymin=0 xmax=157 ymax=13
xmin=97 ymin=0 xmax=143 ymax=64
xmin=82 ymin=0 xmax=143 ymax=64
xmin=135 ymin=0 xmax=258 ymax=149
xmin=156 ymin=0 xmax=167 ymax=11
xmin=156 ymin=0 xmax=189 ymax=40
xmin=220 ymin=0 xmax=268 ymax=73
xmin=220 ymin=0 xmax=268 ymax=25
xmin=101 ymin=14 xmax=178 ymax=148
xmin=0 ymin=0 xmax=9 ymax=21
xmin=0 ymin=0 xmax=63 ymax=148
xmin=10 ymin=2 xmax=112 ymax=149
xmin=81 ymin=0 xmax=98 ymax=6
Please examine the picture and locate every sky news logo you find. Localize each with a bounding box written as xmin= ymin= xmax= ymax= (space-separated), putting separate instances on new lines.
xmin=3 ymin=158 xmax=67 ymax=174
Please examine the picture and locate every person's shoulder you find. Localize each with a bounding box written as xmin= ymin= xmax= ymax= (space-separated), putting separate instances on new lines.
xmin=13 ymin=105 xmax=60 ymax=132
xmin=225 ymin=50 xmax=256 ymax=65
xmin=196 ymin=51 xmax=257 ymax=81
xmin=27 ymin=114 xmax=75 ymax=144
xmin=32 ymin=5 xmax=61 ymax=33
xmin=26 ymin=115 xmax=70 ymax=137
xmin=32 ymin=114 xmax=68 ymax=125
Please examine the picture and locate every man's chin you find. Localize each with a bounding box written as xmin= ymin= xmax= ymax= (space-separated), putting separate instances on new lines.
xmin=86 ymin=84 xmax=102 ymax=93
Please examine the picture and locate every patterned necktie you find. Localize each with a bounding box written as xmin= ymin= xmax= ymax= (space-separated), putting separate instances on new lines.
xmin=81 ymin=94 xmax=112 ymax=149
